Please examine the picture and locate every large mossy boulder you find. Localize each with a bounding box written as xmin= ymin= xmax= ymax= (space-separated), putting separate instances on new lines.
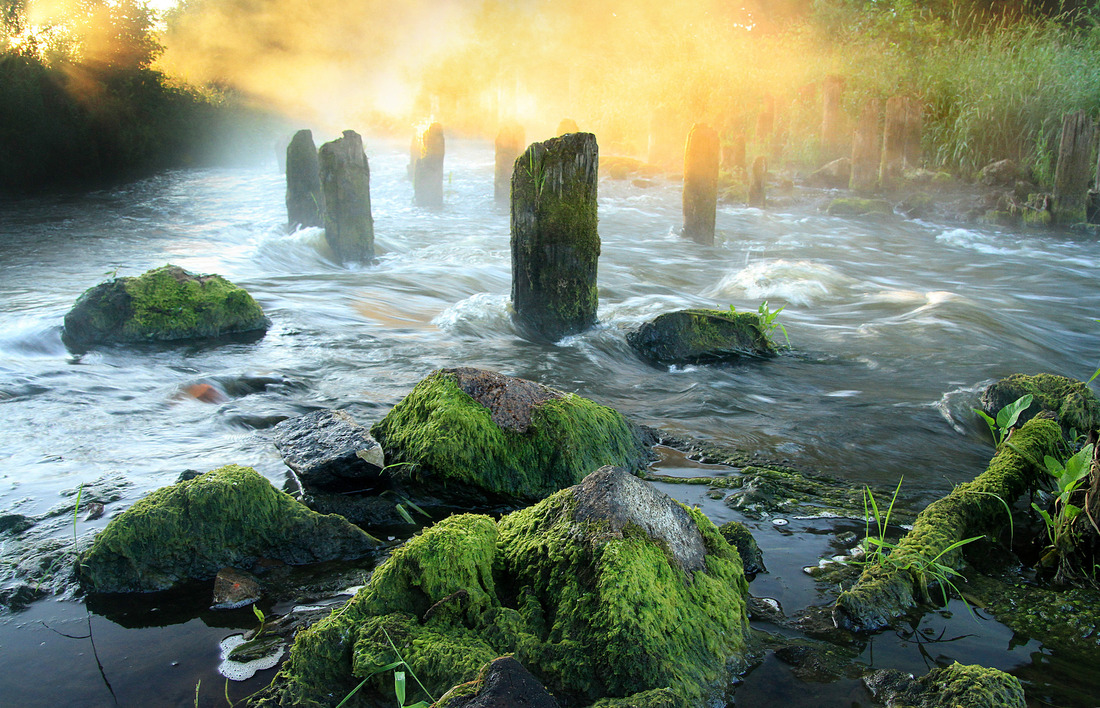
xmin=63 ymin=265 xmax=269 ymax=346
xmin=77 ymin=465 xmax=379 ymax=593
xmin=980 ymin=372 xmax=1100 ymax=435
xmin=370 ymin=368 xmax=649 ymax=503
xmin=865 ymin=662 xmax=1025 ymax=708
xmin=627 ymin=309 xmax=776 ymax=366
xmin=251 ymin=466 xmax=749 ymax=708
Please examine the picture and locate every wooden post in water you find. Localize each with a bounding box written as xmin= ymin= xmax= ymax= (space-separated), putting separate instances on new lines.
xmin=511 ymin=132 xmax=600 ymax=341
xmin=1052 ymin=110 xmax=1097 ymax=224
xmin=285 ymin=129 xmax=324 ymax=231
xmin=821 ymin=75 xmax=845 ymax=161
xmin=748 ymin=156 xmax=767 ymax=208
xmin=494 ymin=124 xmax=525 ymax=203
xmin=319 ymin=130 xmax=374 ymax=262
xmin=850 ymin=98 xmax=882 ymax=193
xmin=557 ymin=118 xmax=580 ymax=135
xmin=413 ymin=122 xmax=445 ymax=208
xmin=880 ymin=96 xmax=922 ymax=190
xmin=682 ymin=123 xmax=720 ymax=245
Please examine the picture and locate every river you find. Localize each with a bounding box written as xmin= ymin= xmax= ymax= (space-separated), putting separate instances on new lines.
xmin=1 ymin=136 xmax=1097 ymax=706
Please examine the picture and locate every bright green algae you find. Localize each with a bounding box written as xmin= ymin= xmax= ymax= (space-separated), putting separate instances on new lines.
xmin=77 ymin=465 xmax=378 ymax=593
xmin=983 ymin=373 xmax=1100 ymax=435
xmin=64 ymin=264 xmax=269 ymax=344
xmin=370 ymin=370 xmax=647 ymax=502
xmin=868 ymin=662 xmax=1025 ymax=708
xmin=834 ymin=416 xmax=1062 ymax=631
xmin=253 ymin=483 xmax=748 ymax=707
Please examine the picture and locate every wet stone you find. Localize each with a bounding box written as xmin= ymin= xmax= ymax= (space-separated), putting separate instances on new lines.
xmin=572 ymin=465 xmax=707 ymax=573
xmin=438 ymin=656 xmax=560 ymax=708
xmin=272 ymin=409 xmax=385 ymax=492
xmin=212 ymin=567 xmax=262 ymax=610
xmin=447 ymin=367 xmax=562 ymax=433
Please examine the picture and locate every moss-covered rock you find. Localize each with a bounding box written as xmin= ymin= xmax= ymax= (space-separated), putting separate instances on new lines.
xmin=626 ymin=309 xmax=777 ymax=366
xmin=718 ymin=520 xmax=765 ymax=576
xmin=587 ymin=689 xmax=690 ymax=708
xmin=864 ymin=662 xmax=1025 ymax=708
xmin=434 ymin=656 xmax=560 ymax=708
xmin=980 ymin=372 xmax=1100 ymax=436
xmin=825 ymin=198 xmax=893 ymax=217
xmin=63 ymin=264 xmax=269 ymax=345
xmin=252 ymin=466 xmax=749 ymax=708
xmin=77 ymin=465 xmax=379 ymax=593
xmin=833 ymin=416 xmax=1062 ymax=632
xmin=370 ymin=368 xmax=649 ymax=503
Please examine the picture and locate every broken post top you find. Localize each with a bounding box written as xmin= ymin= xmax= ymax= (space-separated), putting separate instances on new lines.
xmin=510 ymin=132 xmax=600 ymax=342
xmin=285 ymin=129 xmax=324 ymax=230
xmin=319 ymin=129 xmax=374 ymax=262
xmin=682 ymin=123 xmax=720 ymax=246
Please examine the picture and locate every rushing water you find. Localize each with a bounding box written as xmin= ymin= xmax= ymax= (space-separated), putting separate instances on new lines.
xmin=1 ymin=136 xmax=1098 ymax=706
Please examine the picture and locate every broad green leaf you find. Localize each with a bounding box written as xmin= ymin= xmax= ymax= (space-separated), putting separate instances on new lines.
xmin=996 ymin=394 xmax=1033 ymax=430
xmin=252 ymin=604 xmax=265 ymax=624
xmin=395 ymin=670 xmax=406 ymax=706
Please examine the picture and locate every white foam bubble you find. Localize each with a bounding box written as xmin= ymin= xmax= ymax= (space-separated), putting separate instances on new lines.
xmin=710 ymin=259 xmax=855 ymax=306
xmin=217 ymin=634 xmax=284 ymax=682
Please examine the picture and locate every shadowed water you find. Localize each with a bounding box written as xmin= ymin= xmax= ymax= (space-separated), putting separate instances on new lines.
xmin=1 ymin=136 xmax=1097 ymax=706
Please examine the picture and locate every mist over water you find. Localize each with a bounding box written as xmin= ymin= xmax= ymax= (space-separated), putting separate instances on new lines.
xmin=1 ymin=137 xmax=1098 ymax=705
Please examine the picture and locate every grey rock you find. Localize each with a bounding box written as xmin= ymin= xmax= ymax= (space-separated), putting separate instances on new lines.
xmin=572 ymin=466 xmax=707 ymax=574
xmin=273 ymin=409 xmax=384 ymax=492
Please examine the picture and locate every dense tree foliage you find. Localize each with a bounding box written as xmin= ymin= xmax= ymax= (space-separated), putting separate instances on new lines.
xmin=0 ymin=0 xmax=275 ymax=193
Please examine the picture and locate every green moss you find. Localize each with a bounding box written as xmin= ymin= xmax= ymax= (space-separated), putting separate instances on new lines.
xmin=718 ymin=521 xmax=765 ymax=575
xmin=588 ymin=689 xmax=690 ymax=708
xmin=874 ymin=662 xmax=1025 ymax=708
xmin=122 ymin=265 xmax=267 ymax=340
xmin=371 ymin=370 xmax=646 ymax=502
xmin=982 ymin=209 xmax=1020 ymax=226
xmin=834 ymin=416 xmax=1063 ymax=631
xmin=825 ymin=198 xmax=893 ymax=217
xmin=77 ymin=465 xmax=378 ymax=593
xmin=983 ymin=373 xmax=1100 ymax=435
xmin=254 ymin=480 xmax=749 ymax=708
xmin=627 ymin=309 xmax=776 ymax=366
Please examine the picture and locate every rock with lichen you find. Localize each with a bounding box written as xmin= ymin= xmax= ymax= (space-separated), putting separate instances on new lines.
xmin=627 ymin=309 xmax=777 ymax=366
xmin=980 ymin=372 xmax=1100 ymax=436
xmin=370 ymin=367 xmax=649 ymax=504
xmin=248 ymin=465 xmax=749 ymax=708
xmin=864 ymin=662 xmax=1025 ymax=708
xmin=273 ymin=409 xmax=385 ymax=493
xmin=76 ymin=465 xmax=379 ymax=593
xmin=63 ymin=264 xmax=269 ymax=346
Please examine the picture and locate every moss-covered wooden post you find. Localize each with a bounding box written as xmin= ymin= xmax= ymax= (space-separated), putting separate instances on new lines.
xmin=682 ymin=123 xmax=720 ymax=245
xmin=850 ymin=98 xmax=881 ymax=193
xmin=1053 ymin=110 xmax=1097 ymax=224
xmin=557 ymin=118 xmax=580 ymax=135
xmin=494 ymin=123 xmax=525 ymax=203
xmin=413 ymin=122 xmax=445 ymax=208
xmin=880 ymin=96 xmax=922 ymax=190
xmin=821 ymin=75 xmax=845 ymax=161
xmin=285 ymin=129 xmax=324 ymax=231
xmin=319 ymin=130 xmax=374 ymax=262
xmin=748 ymin=156 xmax=767 ymax=208
xmin=511 ymin=132 xmax=599 ymax=341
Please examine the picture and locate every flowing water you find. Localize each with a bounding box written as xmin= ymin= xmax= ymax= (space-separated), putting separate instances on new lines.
xmin=1 ymin=136 xmax=1098 ymax=706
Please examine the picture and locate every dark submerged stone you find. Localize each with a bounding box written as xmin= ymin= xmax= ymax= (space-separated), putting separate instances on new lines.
xmin=627 ymin=309 xmax=776 ymax=366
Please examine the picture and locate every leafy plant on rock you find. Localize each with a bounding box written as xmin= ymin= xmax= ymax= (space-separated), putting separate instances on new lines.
xmin=974 ymin=394 xmax=1033 ymax=448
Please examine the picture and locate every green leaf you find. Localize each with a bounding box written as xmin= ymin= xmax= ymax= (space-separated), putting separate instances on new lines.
xmin=395 ymin=670 xmax=406 ymax=706
xmin=395 ymin=504 xmax=415 ymax=525
xmin=996 ymin=394 xmax=1033 ymax=431
xmin=252 ymin=604 xmax=265 ymax=624
xmin=1031 ymin=502 xmax=1054 ymax=528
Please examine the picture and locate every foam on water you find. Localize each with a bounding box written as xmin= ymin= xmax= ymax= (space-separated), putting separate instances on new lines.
xmin=710 ymin=259 xmax=856 ymax=306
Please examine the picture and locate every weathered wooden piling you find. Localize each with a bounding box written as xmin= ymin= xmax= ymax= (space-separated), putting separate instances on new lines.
xmin=850 ymin=98 xmax=882 ymax=193
xmin=413 ymin=122 xmax=445 ymax=208
xmin=494 ymin=124 xmax=525 ymax=203
xmin=319 ymin=130 xmax=374 ymax=262
xmin=880 ymin=96 xmax=922 ymax=189
xmin=748 ymin=156 xmax=767 ymax=208
xmin=285 ymin=129 xmax=324 ymax=231
xmin=821 ymin=75 xmax=845 ymax=161
xmin=557 ymin=118 xmax=580 ymax=136
xmin=682 ymin=123 xmax=720 ymax=245
xmin=511 ymin=132 xmax=599 ymax=341
xmin=1052 ymin=110 xmax=1097 ymax=224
